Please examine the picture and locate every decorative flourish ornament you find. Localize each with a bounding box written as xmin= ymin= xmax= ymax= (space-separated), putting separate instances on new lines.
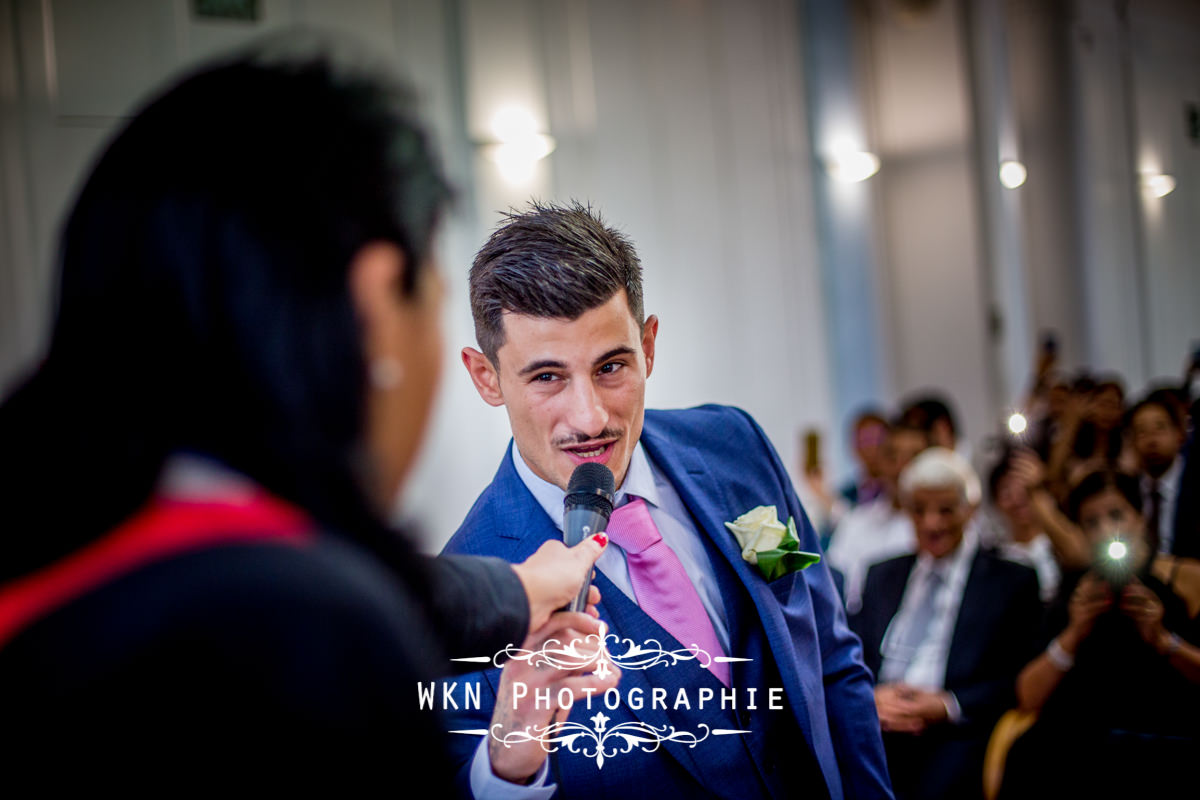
xmin=449 ymin=626 xmax=757 ymax=767
xmin=491 ymin=715 xmax=713 ymax=770
xmin=495 ymin=625 xmax=721 ymax=674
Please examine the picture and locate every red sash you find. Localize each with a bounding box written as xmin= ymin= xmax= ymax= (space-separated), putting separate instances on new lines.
xmin=0 ymin=493 xmax=314 ymax=649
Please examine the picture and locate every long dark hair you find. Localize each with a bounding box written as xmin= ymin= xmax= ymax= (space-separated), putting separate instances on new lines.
xmin=0 ymin=36 xmax=451 ymax=583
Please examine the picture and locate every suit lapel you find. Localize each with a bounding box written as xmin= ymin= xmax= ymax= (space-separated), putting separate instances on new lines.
xmin=880 ymin=558 xmax=913 ymax=623
xmin=946 ymin=550 xmax=987 ymax=685
xmin=638 ymin=421 xmax=826 ymax=772
xmin=485 ymin=444 xmax=562 ymax=555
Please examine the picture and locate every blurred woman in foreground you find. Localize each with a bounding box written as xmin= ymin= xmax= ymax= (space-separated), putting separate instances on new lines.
xmin=0 ymin=36 xmax=611 ymax=786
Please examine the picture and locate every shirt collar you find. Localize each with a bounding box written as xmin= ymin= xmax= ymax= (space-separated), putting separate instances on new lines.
xmin=512 ymin=441 xmax=659 ymax=531
xmin=914 ymin=522 xmax=979 ymax=580
xmin=1151 ymin=456 xmax=1183 ymax=494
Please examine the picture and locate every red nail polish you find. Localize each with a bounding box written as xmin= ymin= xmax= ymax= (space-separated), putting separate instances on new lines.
xmin=592 ymin=532 xmax=608 ymax=547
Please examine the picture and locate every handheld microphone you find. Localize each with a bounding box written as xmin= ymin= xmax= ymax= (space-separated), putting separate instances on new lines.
xmin=563 ymin=463 xmax=615 ymax=612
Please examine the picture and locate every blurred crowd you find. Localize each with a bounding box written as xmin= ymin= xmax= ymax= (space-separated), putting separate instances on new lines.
xmin=802 ymin=339 xmax=1200 ymax=800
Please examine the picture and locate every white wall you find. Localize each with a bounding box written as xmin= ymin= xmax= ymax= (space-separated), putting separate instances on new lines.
xmin=862 ymin=0 xmax=996 ymax=451
xmin=1127 ymin=0 xmax=1200 ymax=382
xmin=0 ymin=0 xmax=832 ymax=552
xmin=1062 ymin=0 xmax=1200 ymax=389
xmin=2 ymin=0 xmax=1198 ymax=552
xmin=407 ymin=0 xmax=834 ymax=547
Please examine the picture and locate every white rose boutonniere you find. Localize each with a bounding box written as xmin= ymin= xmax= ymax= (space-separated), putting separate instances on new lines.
xmin=724 ymin=505 xmax=821 ymax=581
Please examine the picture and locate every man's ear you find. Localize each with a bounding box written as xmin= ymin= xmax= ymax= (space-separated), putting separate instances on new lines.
xmin=462 ymin=347 xmax=505 ymax=407
xmin=641 ymin=314 xmax=659 ymax=378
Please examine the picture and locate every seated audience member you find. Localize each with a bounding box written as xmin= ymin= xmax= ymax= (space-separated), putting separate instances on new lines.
xmin=987 ymin=449 xmax=1062 ymax=602
xmin=1128 ymin=387 xmax=1190 ymax=556
xmin=840 ymin=409 xmax=890 ymax=507
xmin=898 ymin=393 xmax=960 ymax=453
xmin=998 ymin=471 xmax=1200 ymax=799
xmin=851 ymin=448 xmax=1043 ymax=800
xmin=1027 ymin=370 xmax=1071 ymax=462
xmin=1018 ymin=331 xmax=1064 ymax=461
xmin=996 ymin=447 xmax=1092 ymax=573
xmin=826 ymin=419 xmax=928 ymax=612
xmin=1046 ymin=375 xmax=1134 ymax=497
xmin=1173 ymin=396 xmax=1200 ymax=560
xmin=801 ymin=410 xmax=888 ymax=550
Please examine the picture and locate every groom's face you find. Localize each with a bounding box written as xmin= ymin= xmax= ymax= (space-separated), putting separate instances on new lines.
xmin=468 ymin=290 xmax=657 ymax=491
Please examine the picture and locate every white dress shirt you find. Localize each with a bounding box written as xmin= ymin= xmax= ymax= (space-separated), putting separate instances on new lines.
xmin=825 ymin=498 xmax=916 ymax=614
xmin=997 ymin=533 xmax=1059 ymax=602
xmin=469 ymin=442 xmax=732 ymax=799
xmin=511 ymin=441 xmax=732 ymax=652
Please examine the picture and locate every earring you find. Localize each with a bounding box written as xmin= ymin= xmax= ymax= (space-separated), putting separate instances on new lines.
xmin=369 ymin=357 xmax=405 ymax=390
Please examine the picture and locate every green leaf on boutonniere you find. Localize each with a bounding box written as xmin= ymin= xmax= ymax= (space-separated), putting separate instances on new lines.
xmin=753 ymin=517 xmax=821 ymax=581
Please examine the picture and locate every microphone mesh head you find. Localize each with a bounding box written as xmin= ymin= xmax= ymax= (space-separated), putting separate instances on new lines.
xmin=567 ymin=463 xmax=615 ymax=496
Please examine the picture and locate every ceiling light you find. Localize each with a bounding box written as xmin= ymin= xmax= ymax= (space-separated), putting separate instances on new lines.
xmin=825 ymin=150 xmax=880 ymax=183
xmin=999 ymin=160 xmax=1027 ymax=189
xmin=1141 ymin=173 xmax=1176 ymax=198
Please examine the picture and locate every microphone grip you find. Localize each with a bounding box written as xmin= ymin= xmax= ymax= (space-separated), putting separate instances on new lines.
xmin=563 ymin=506 xmax=610 ymax=613
xmin=568 ymin=578 xmax=591 ymax=614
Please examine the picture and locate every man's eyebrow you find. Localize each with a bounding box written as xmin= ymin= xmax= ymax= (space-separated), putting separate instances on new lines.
xmin=594 ymin=346 xmax=636 ymax=366
xmin=516 ymin=347 xmax=637 ymax=378
xmin=518 ymin=359 xmax=567 ymax=377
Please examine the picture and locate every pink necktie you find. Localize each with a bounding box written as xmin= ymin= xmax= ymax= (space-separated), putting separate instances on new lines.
xmin=605 ymin=497 xmax=729 ymax=685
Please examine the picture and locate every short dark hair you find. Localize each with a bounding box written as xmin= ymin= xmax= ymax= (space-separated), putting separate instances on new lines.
xmin=469 ymin=200 xmax=644 ymax=363
xmin=1128 ymin=386 xmax=1186 ymax=432
xmin=898 ymin=393 xmax=958 ymax=439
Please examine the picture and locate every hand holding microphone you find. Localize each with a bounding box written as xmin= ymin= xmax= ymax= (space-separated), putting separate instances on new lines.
xmin=510 ymin=463 xmax=613 ymax=633
xmin=561 ymin=463 xmax=615 ymax=612
xmin=492 ymin=465 xmax=618 ymax=784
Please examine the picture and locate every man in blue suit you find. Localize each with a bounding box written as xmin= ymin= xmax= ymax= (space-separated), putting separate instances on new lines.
xmin=442 ymin=201 xmax=892 ymax=799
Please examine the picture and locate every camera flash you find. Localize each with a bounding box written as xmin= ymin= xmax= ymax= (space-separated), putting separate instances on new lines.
xmin=1107 ymin=540 xmax=1128 ymax=561
xmin=1007 ymin=413 xmax=1028 ymax=435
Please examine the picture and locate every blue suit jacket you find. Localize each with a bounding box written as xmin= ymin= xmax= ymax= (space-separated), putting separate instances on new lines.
xmin=441 ymin=405 xmax=892 ymax=799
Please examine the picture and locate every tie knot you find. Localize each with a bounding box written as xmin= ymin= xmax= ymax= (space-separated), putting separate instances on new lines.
xmin=605 ymin=497 xmax=661 ymax=554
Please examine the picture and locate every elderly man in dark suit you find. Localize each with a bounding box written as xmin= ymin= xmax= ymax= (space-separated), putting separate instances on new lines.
xmin=850 ymin=447 xmax=1042 ymax=800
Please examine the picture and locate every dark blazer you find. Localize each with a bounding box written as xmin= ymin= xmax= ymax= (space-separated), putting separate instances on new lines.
xmin=850 ymin=547 xmax=1042 ymax=800
xmin=441 ymin=405 xmax=893 ymax=799
xmin=1171 ymin=422 xmax=1199 ymax=558
xmin=0 ymin=510 xmax=528 ymax=792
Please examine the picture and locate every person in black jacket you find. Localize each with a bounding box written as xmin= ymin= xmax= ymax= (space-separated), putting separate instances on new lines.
xmin=851 ymin=447 xmax=1042 ymax=800
xmin=998 ymin=470 xmax=1200 ymax=799
xmin=0 ymin=33 xmax=609 ymax=790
